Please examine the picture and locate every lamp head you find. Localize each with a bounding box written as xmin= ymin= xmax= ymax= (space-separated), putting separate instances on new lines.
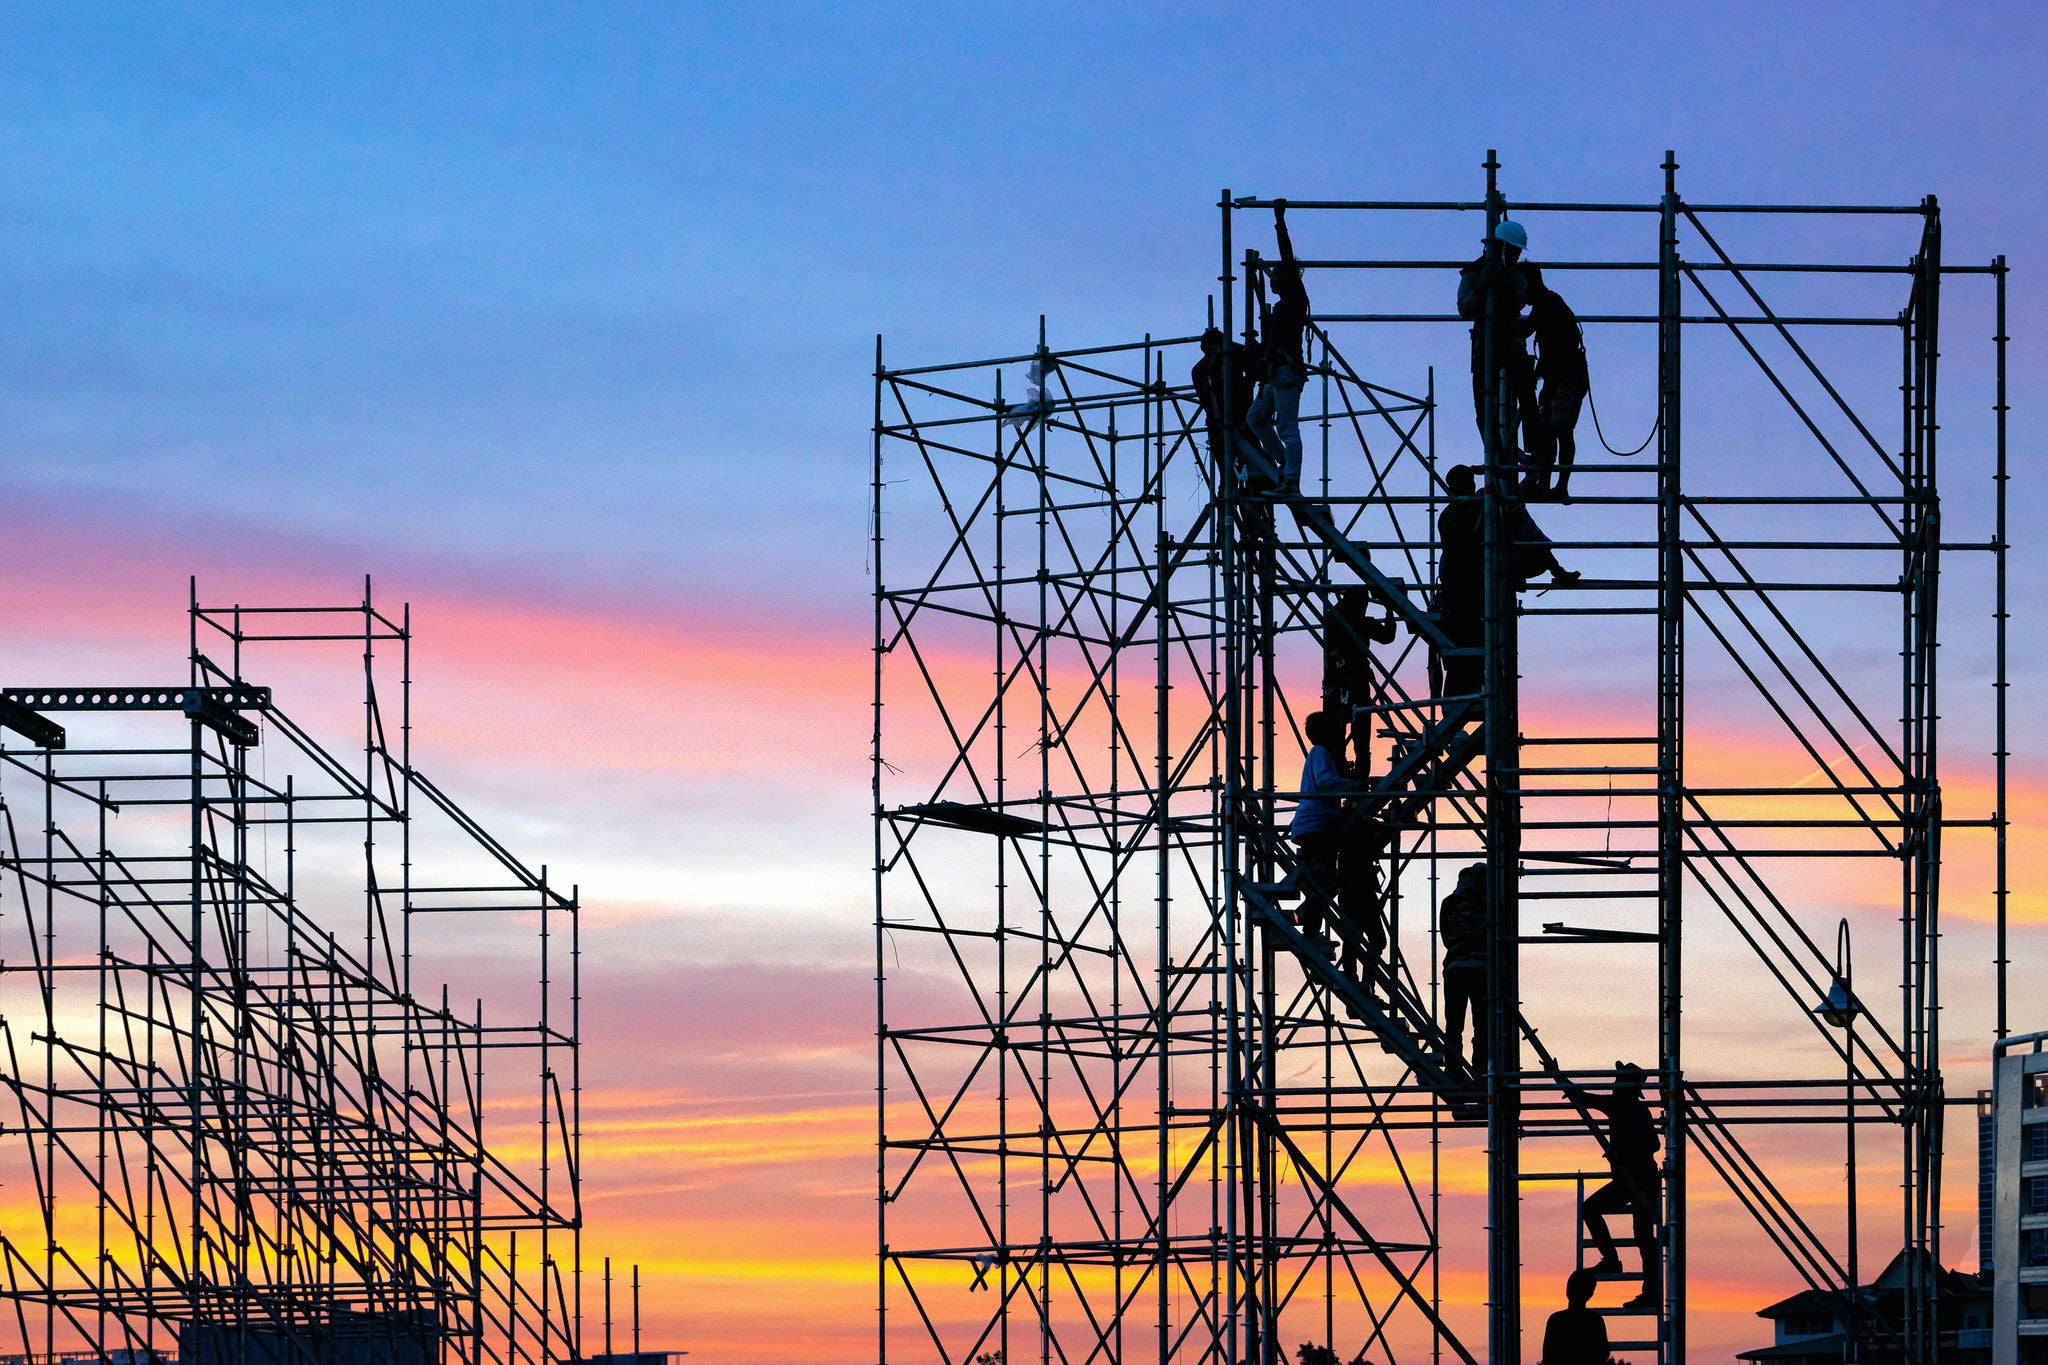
xmin=1815 ymin=976 xmax=1861 ymax=1029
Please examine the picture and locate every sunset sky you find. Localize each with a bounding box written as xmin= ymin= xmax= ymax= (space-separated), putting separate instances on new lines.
xmin=2 ymin=4 xmax=2045 ymax=1362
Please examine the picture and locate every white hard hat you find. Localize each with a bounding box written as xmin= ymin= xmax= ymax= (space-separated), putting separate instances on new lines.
xmin=1494 ymin=220 xmax=1528 ymax=251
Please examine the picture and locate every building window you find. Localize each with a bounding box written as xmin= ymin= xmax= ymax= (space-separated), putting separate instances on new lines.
xmin=2029 ymin=1123 xmax=2048 ymax=1162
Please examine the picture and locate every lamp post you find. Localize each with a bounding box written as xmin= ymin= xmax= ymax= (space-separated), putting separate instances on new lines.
xmin=1814 ymin=918 xmax=1863 ymax=1365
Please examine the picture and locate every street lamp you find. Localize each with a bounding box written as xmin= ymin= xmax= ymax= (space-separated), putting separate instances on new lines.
xmin=1813 ymin=918 xmax=1864 ymax=1365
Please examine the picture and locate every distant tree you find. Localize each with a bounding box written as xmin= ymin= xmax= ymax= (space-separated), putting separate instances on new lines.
xmin=973 ymin=1353 xmax=1003 ymax=1365
xmin=1295 ymin=1346 xmax=1371 ymax=1365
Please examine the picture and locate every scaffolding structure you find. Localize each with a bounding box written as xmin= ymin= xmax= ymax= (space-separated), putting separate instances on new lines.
xmin=873 ymin=154 xmax=2010 ymax=1364
xmin=0 ymin=585 xmax=582 ymax=1365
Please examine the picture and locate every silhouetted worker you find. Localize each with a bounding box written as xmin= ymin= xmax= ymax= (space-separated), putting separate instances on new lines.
xmin=1525 ymin=283 xmax=1589 ymax=501
xmin=1317 ymin=592 xmax=1398 ymax=983
xmin=1540 ymin=1269 xmax=1611 ymax=1365
xmin=1323 ymin=586 xmax=1398 ymax=769
xmin=1439 ymin=864 xmax=1488 ymax=1076
xmin=1456 ymin=220 xmax=1544 ymax=461
xmin=1251 ymin=200 xmax=1311 ymax=493
xmin=1564 ymin=1062 xmax=1663 ymax=1312
xmin=1338 ymin=811 xmax=1389 ymax=983
xmin=1431 ymin=463 xmax=1581 ymax=699
xmin=1431 ymin=466 xmax=1485 ymax=699
xmin=1289 ymin=710 xmax=1349 ymax=943
xmin=1193 ymin=327 xmax=1257 ymax=487
xmin=1431 ymin=465 xmax=1580 ymax=698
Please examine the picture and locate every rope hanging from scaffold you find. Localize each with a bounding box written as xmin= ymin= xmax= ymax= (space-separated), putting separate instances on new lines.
xmin=1586 ymin=371 xmax=1659 ymax=457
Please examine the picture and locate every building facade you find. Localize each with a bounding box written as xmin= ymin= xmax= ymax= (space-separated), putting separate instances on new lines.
xmin=1991 ymin=1035 xmax=2048 ymax=1364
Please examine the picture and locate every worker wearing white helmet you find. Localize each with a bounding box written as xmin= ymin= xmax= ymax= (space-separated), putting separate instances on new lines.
xmin=1455 ymin=219 xmax=1545 ymax=461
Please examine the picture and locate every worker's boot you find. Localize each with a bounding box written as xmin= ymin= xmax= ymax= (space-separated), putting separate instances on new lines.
xmin=1623 ymin=1263 xmax=1663 ymax=1313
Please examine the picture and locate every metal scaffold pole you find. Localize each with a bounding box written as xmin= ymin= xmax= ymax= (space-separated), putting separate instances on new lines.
xmin=1478 ymin=147 xmax=1524 ymax=1365
xmin=1655 ymin=149 xmax=1687 ymax=1365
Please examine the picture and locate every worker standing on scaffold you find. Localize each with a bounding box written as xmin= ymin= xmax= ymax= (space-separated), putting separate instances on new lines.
xmin=1438 ymin=863 xmax=1490 ymax=1076
xmin=1525 ymin=280 xmax=1589 ymax=502
xmin=1192 ymin=326 xmax=1257 ymax=487
xmin=1430 ymin=464 xmax=1578 ymax=698
xmin=1250 ymin=199 xmax=1310 ymax=495
xmin=1456 ymin=220 xmax=1543 ymax=462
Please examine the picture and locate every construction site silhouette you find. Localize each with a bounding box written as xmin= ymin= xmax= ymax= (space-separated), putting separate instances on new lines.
xmin=872 ymin=153 xmax=2012 ymax=1364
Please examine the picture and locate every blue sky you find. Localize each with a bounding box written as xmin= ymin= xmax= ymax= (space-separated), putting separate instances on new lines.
xmin=3 ymin=3 xmax=2040 ymax=620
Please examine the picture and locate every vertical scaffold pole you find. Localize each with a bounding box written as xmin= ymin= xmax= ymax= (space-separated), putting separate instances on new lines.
xmin=992 ymin=352 xmax=1013 ymax=1365
xmin=1905 ymin=193 xmax=1943 ymax=1365
xmin=186 ymin=576 xmax=207 ymax=1331
xmin=870 ymin=333 xmax=889 ymax=1365
xmin=1248 ymin=236 xmax=1283 ymax=1365
xmin=1034 ymin=312 xmax=1054 ymax=1365
xmin=1993 ymin=255 xmax=2008 ymax=1041
xmin=1152 ymin=344 xmax=1174 ymax=1365
xmin=1217 ymin=186 xmax=1249 ymax=1365
xmin=1656 ymin=149 xmax=1687 ymax=1365
xmin=1479 ymin=148 xmax=1523 ymax=1365
xmin=1428 ymin=361 xmax=1443 ymax=1365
